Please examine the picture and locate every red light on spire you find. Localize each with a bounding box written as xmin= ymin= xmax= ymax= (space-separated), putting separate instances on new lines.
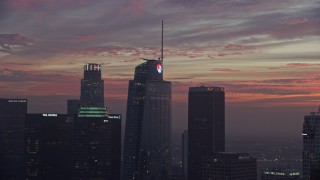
xmin=157 ymin=63 xmax=162 ymax=74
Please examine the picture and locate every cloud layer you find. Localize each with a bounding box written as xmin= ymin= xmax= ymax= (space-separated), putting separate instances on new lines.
xmin=0 ymin=0 xmax=319 ymax=117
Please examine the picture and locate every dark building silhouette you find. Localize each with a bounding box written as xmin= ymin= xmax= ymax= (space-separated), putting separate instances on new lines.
xmin=72 ymin=63 xmax=121 ymax=179
xmin=73 ymin=110 xmax=121 ymax=179
xmin=172 ymin=171 xmax=186 ymax=180
xmin=302 ymin=111 xmax=320 ymax=180
xmin=24 ymin=113 xmax=72 ymax=180
xmin=0 ymin=98 xmax=27 ymax=180
xmin=261 ymin=168 xmax=300 ymax=180
xmin=182 ymin=130 xmax=188 ymax=179
xmin=80 ymin=63 xmax=104 ymax=107
xmin=108 ymin=113 xmax=122 ymax=178
xmin=188 ymin=86 xmax=225 ymax=180
xmin=172 ymin=138 xmax=184 ymax=179
xmin=67 ymin=99 xmax=80 ymax=117
xmin=122 ymin=59 xmax=171 ymax=180
xmin=310 ymin=160 xmax=320 ymax=180
xmin=201 ymin=153 xmax=257 ymax=180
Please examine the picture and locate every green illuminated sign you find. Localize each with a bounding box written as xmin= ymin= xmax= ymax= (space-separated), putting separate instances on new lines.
xmin=78 ymin=107 xmax=108 ymax=117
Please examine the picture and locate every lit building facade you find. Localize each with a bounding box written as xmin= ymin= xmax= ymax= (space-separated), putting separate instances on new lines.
xmin=24 ymin=113 xmax=72 ymax=180
xmin=302 ymin=112 xmax=320 ymax=180
xmin=80 ymin=63 xmax=104 ymax=107
xmin=72 ymin=63 xmax=121 ymax=179
xmin=261 ymin=168 xmax=300 ymax=180
xmin=188 ymin=86 xmax=225 ymax=180
xmin=122 ymin=59 xmax=171 ymax=180
xmin=0 ymin=98 xmax=27 ymax=180
xmin=201 ymin=153 xmax=257 ymax=180
xmin=73 ymin=109 xmax=121 ymax=179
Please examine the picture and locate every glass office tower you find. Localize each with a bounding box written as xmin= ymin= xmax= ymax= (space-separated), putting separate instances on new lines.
xmin=122 ymin=60 xmax=172 ymax=180
xmin=302 ymin=112 xmax=320 ymax=180
xmin=73 ymin=109 xmax=121 ymax=179
xmin=0 ymin=98 xmax=27 ymax=179
xmin=80 ymin=63 xmax=104 ymax=107
xmin=24 ymin=113 xmax=72 ymax=179
xmin=73 ymin=63 xmax=121 ymax=179
xmin=188 ymin=86 xmax=225 ymax=180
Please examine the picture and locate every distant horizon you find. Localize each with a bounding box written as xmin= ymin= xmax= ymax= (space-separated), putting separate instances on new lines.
xmin=0 ymin=93 xmax=310 ymax=139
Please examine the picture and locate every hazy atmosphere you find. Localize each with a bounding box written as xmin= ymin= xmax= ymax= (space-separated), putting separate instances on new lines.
xmin=1 ymin=0 xmax=320 ymax=137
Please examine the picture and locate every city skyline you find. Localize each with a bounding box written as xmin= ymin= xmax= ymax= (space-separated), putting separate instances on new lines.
xmin=0 ymin=0 xmax=320 ymax=137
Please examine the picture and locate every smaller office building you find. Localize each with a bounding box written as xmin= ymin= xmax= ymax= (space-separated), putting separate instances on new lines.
xmin=201 ymin=153 xmax=257 ymax=180
xmin=24 ymin=113 xmax=72 ymax=180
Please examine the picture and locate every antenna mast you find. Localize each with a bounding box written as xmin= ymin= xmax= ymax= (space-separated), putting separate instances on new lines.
xmin=161 ymin=20 xmax=164 ymax=62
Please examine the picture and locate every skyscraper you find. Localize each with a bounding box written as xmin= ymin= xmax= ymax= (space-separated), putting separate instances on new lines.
xmin=24 ymin=113 xmax=72 ymax=179
xmin=72 ymin=63 xmax=121 ymax=179
xmin=302 ymin=111 xmax=320 ymax=180
xmin=122 ymin=21 xmax=172 ymax=180
xmin=188 ymin=86 xmax=225 ymax=180
xmin=0 ymin=98 xmax=27 ymax=180
xmin=122 ymin=59 xmax=172 ymax=180
xmin=73 ymin=110 xmax=121 ymax=179
xmin=80 ymin=63 xmax=104 ymax=107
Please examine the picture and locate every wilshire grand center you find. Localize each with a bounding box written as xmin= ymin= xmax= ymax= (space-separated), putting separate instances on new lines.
xmin=122 ymin=22 xmax=171 ymax=180
xmin=122 ymin=58 xmax=172 ymax=180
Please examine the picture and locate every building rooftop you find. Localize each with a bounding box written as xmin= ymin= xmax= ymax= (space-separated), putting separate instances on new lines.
xmin=189 ymin=86 xmax=224 ymax=92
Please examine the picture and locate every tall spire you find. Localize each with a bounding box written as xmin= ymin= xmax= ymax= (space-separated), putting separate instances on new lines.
xmin=161 ymin=20 xmax=164 ymax=62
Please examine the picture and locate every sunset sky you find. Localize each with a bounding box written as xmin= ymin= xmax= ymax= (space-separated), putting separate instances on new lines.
xmin=1 ymin=0 xmax=320 ymax=137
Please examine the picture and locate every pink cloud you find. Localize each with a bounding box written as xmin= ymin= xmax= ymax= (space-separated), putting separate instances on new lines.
xmin=166 ymin=75 xmax=320 ymax=106
xmin=118 ymin=0 xmax=146 ymax=16
xmin=286 ymin=63 xmax=313 ymax=67
xmin=207 ymin=54 xmax=215 ymax=59
xmin=268 ymin=17 xmax=320 ymax=38
xmin=120 ymin=58 xmax=140 ymax=63
xmin=224 ymin=44 xmax=256 ymax=50
xmin=68 ymin=46 xmax=159 ymax=57
xmin=0 ymin=34 xmax=34 ymax=45
xmin=217 ymin=52 xmax=242 ymax=57
xmin=71 ymin=34 xmax=97 ymax=42
xmin=284 ymin=17 xmax=320 ymax=25
xmin=269 ymin=63 xmax=320 ymax=70
xmin=8 ymin=0 xmax=90 ymax=12
xmin=211 ymin=68 xmax=243 ymax=73
xmin=0 ymin=34 xmax=34 ymax=53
